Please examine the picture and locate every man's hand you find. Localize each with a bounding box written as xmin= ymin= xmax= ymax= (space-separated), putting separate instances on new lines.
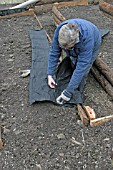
xmin=56 ymin=90 xmax=71 ymax=105
xmin=48 ymin=75 xmax=56 ymax=88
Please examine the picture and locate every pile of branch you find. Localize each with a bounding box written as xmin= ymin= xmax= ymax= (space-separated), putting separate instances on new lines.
xmin=52 ymin=5 xmax=113 ymax=99
xmin=77 ymin=104 xmax=113 ymax=127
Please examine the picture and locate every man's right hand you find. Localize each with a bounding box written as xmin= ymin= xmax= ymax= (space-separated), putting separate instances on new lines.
xmin=48 ymin=75 xmax=56 ymax=88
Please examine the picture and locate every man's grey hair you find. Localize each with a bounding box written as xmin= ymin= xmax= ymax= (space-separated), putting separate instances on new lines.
xmin=58 ymin=23 xmax=79 ymax=48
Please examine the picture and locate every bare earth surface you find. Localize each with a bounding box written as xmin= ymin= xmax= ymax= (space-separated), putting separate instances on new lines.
xmin=0 ymin=5 xmax=113 ymax=170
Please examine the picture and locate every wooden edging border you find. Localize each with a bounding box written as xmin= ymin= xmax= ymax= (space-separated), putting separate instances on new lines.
xmin=54 ymin=0 xmax=88 ymax=8
xmin=0 ymin=0 xmax=88 ymax=18
xmin=0 ymin=9 xmax=34 ymax=19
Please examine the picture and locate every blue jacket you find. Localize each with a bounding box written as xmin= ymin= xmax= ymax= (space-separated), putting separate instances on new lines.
xmin=47 ymin=18 xmax=101 ymax=95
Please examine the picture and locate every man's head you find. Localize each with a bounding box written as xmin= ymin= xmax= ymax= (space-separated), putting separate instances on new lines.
xmin=58 ymin=23 xmax=79 ymax=49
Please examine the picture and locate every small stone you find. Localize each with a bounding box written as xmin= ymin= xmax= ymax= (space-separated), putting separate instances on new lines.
xmin=64 ymin=166 xmax=70 ymax=170
xmin=9 ymin=67 xmax=13 ymax=71
xmin=9 ymin=54 xmax=13 ymax=58
xmin=57 ymin=133 xmax=65 ymax=139
xmin=77 ymin=120 xmax=84 ymax=126
xmin=34 ymin=164 xmax=42 ymax=170
xmin=1 ymin=87 xmax=7 ymax=91
xmin=0 ymin=113 xmax=6 ymax=120
xmin=76 ymin=153 xmax=80 ymax=159
xmin=104 ymin=138 xmax=110 ymax=141
xmin=8 ymin=59 xmax=13 ymax=62
xmin=59 ymin=153 xmax=64 ymax=157
xmin=3 ymin=127 xmax=10 ymax=134
xmin=106 ymin=144 xmax=111 ymax=148
xmin=14 ymin=130 xmax=22 ymax=135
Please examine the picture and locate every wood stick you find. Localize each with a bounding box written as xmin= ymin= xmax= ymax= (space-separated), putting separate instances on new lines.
xmin=0 ymin=9 xmax=34 ymax=20
xmin=34 ymin=13 xmax=52 ymax=43
xmin=0 ymin=126 xmax=3 ymax=150
xmin=34 ymin=12 xmax=43 ymax=28
xmin=91 ymin=65 xmax=113 ymax=99
xmin=90 ymin=115 xmax=113 ymax=127
xmin=94 ymin=57 xmax=113 ymax=86
xmin=77 ymin=104 xmax=89 ymax=125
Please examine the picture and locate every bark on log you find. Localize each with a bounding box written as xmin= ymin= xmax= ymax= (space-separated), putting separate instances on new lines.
xmin=53 ymin=14 xmax=62 ymax=26
xmin=52 ymin=6 xmax=66 ymax=22
xmin=94 ymin=57 xmax=113 ymax=86
xmin=99 ymin=0 xmax=113 ymax=16
xmin=91 ymin=65 xmax=113 ymax=99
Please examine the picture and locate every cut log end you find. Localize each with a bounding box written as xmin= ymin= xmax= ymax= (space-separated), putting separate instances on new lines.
xmin=83 ymin=106 xmax=96 ymax=120
xmin=77 ymin=104 xmax=89 ymax=125
xmin=90 ymin=115 xmax=113 ymax=127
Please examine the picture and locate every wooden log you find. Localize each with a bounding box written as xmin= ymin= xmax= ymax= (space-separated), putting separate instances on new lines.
xmin=53 ymin=14 xmax=62 ymax=26
xmin=54 ymin=0 xmax=88 ymax=8
xmin=83 ymin=106 xmax=96 ymax=120
xmin=91 ymin=65 xmax=113 ymax=99
xmin=52 ymin=6 xmax=66 ymax=22
xmin=94 ymin=57 xmax=113 ymax=86
xmin=0 ymin=126 xmax=3 ymax=150
xmin=0 ymin=9 xmax=34 ymax=19
xmin=100 ymin=9 xmax=113 ymax=20
xmin=77 ymin=104 xmax=89 ymax=125
xmin=99 ymin=0 xmax=113 ymax=16
xmin=90 ymin=115 xmax=113 ymax=127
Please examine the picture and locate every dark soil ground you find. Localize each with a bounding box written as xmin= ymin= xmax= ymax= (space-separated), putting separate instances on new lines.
xmin=0 ymin=4 xmax=113 ymax=170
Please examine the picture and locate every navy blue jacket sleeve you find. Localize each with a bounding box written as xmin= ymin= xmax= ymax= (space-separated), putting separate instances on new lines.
xmin=66 ymin=35 xmax=94 ymax=94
